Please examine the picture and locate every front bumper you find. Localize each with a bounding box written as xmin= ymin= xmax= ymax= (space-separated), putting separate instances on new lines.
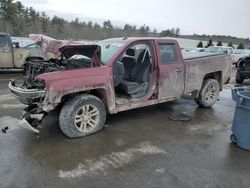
xmin=8 ymin=81 xmax=45 ymax=105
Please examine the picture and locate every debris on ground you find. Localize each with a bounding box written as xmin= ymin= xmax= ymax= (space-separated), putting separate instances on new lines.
xmin=1 ymin=126 xmax=9 ymax=133
xmin=168 ymin=112 xmax=193 ymax=122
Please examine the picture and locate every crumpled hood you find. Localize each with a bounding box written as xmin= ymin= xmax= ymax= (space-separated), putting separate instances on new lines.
xmin=59 ymin=45 xmax=101 ymax=59
xmin=29 ymin=34 xmax=100 ymax=60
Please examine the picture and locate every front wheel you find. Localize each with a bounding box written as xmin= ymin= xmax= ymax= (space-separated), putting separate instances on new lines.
xmin=194 ymin=79 xmax=220 ymax=107
xmin=59 ymin=94 xmax=106 ymax=138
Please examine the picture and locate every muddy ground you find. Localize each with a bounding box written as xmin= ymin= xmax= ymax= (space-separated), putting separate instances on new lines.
xmin=0 ymin=69 xmax=250 ymax=188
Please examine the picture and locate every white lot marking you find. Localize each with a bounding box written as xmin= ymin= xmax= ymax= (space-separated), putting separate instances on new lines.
xmin=189 ymin=122 xmax=230 ymax=135
xmin=0 ymin=94 xmax=16 ymax=102
xmin=0 ymin=104 xmax=26 ymax=109
xmin=58 ymin=142 xmax=166 ymax=178
xmin=155 ymin=168 xmax=166 ymax=174
xmin=0 ymin=116 xmax=19 ymax=130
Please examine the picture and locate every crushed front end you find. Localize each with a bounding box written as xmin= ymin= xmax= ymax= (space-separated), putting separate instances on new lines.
xmin=9 ymin=80 xmax=47 ymax=133
xmin=8 ymin=43 xmax=102 ymax=133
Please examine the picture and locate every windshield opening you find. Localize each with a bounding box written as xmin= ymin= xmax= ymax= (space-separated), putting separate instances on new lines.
xmin=97 ymin=41 xmax=125 ymax=64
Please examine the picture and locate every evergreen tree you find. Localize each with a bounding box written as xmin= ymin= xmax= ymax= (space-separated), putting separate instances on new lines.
xmin=0 ymin=0 xmax=17 ymax=32
xmin=237 ymin=43 xmax=245 ymax=49
xmin=197 ymin=41 xmax=203 ymax=48
xmin=217 ymin=41 xmax=222 ymax=46
xmin=228 ymin=41 xmax=234 ymax=48
xmin=205 ymin=39 xmax=213 ymax=48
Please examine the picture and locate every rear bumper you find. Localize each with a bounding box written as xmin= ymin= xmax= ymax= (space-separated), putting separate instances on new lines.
xmin=8 ymin=81 xmax=45 ymax=105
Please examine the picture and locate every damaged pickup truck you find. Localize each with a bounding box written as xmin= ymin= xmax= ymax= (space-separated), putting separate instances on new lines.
xmin=9 ymin=37 xmax=232 ymax=138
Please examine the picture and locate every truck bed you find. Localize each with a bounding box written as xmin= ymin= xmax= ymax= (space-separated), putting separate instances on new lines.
xmin=182 ymin=51 xmax=223 ymax=60
xmin=183 ymin=53 xmax=232 ymax=95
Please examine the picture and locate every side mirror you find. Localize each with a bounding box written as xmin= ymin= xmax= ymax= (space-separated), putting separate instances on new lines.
xmin=13 ymin=42 xmax=20 ymax=48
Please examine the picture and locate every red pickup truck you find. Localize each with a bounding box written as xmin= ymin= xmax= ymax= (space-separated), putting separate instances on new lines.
xmin=9 ymin=37 xmax=232 ymax=138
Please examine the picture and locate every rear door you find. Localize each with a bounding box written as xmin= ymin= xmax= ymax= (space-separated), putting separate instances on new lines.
xmin=157 ymin=41 xmax=185 ymax=100
xmin=0 ymin=35 xmax=13 ymax=68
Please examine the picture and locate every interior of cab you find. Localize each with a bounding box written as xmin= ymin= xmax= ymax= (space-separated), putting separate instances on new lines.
xmin=113 ymin=43 xmax=153 ymax=103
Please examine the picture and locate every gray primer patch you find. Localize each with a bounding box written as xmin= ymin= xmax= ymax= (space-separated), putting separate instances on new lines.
xmin=58 ymin=142 xmax=166 ymax=178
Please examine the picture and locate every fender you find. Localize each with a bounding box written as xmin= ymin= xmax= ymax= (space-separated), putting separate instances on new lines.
xmin=36 ymin=66 xmax=115 ymax=112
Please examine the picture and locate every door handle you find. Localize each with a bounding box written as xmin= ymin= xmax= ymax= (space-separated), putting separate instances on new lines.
xmin=176 ymin=67 xmax=183 ymax=72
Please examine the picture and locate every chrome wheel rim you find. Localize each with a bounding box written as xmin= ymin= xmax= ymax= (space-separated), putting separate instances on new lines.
xmin=74 ymin=104 xmax=100 ymax=133
xmin=205 ymin=84 xmax=217 ymax=102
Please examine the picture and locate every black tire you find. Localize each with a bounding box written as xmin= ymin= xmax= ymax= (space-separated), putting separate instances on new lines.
xmin=230 ymin=134 xmax=237 ymax=144
xmin=236 ymin=70 xmax=244 ymax=84
xmin=59 ymin=94 xmax=106 ymax=138
xmin=194 ymin=79 xmax=220 ymax=108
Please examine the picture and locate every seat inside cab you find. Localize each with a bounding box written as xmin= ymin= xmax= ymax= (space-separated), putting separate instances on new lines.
xmin=113 ymin=43 xmax=153 ymax=103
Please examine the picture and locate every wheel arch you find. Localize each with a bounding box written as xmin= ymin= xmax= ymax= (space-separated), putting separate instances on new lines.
xmin=60 ymin=88 xmax=109 ymax=111
xmin=203 ymin=71 xmax=222 ymax=90
xmin=25 ymin=56 xmax=44 ymax=61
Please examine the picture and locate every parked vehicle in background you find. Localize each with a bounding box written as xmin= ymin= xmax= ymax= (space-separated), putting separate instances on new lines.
xmin=236 ymin=56 xmax=250 ymax=84
xmin=204 ymin=46 xmax=234 ymax=55
xmin=23 ymin=43 xmax=41 ymax=49
xmin=182 ymin=48 xmax=205 ymax=53
xmin=0 ymin=33 xmax=49 ymax=69
xmin=9 ymin=37 xmax=232 ymax=138
xmin=233 ymin=49 xmax=250 ymax=65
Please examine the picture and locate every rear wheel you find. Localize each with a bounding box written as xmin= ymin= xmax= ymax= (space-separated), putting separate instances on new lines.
xmin=59 ymin=94 xmax=106 ymax=138
xmin=194 ymin=79 xmax=220 ymax=107
xmin=236 ymin=70 xmax=244 ymax=84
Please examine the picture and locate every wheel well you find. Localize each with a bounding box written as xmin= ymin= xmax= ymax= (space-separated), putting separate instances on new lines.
xmin=60 ymin=89 xmax=108 ymax=108
xmin=25 ymin=57 xmax=44 ymax=61
xmin=203 ymin=71 xmax=222 ymax=89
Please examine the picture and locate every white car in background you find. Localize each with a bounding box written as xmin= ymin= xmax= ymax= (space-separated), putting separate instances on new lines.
xmin=233 ymin=49 xmax=250 ymax=64
xmin=204 ymin=46 xmax=235 ymax=64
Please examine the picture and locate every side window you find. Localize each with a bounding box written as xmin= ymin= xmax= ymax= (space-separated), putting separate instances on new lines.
xmin=159 ymin=43 xmax=177 ymax=64
xmin=0 ymin=36 xmax=7 ymax=48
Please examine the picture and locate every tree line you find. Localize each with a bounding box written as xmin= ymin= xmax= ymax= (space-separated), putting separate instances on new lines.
xmin=0 ymin=0 xmax=181 ymax=40
xmin=0 ymin=0 xmax=248 ymax=47
xmin=197 ymin=39 xmax=245 ymax=49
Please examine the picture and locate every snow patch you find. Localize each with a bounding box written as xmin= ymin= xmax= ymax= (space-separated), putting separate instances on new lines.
xmin=155 ymin=168 xmax=166 ymax=174
xmin=0 ymin=104 xmax=26 ymax=109
xmin=58 ymin=142 xmax=166 ymax=178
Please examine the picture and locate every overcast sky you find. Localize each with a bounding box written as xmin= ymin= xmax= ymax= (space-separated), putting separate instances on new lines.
xmin=18 ymin=0 xmax=250 ymax=38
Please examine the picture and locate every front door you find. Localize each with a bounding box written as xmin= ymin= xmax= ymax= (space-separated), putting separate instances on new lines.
xmin=0 ymin=35 xmax=13 ymax=68
xmin=157 ymin=42 xmax=185 ymax=100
